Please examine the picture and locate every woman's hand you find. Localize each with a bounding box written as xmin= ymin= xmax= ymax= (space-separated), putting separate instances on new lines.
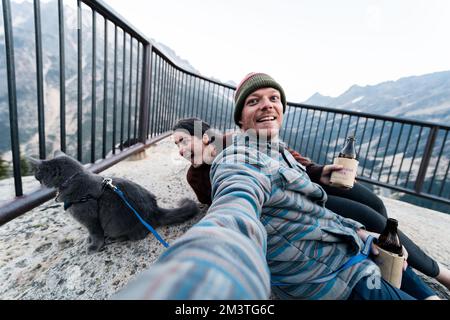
xmin=319 ymin=164 xmax=344 ymax=185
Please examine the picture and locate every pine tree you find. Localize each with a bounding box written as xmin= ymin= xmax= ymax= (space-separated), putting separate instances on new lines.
xmin=0 ymin=157 xmax=9 ymax=179
xmin=20 ymin=153 xmax=30 ymax=176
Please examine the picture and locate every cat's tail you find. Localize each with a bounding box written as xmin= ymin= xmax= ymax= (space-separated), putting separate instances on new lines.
xmin=155 ymin=198 xmax=200 ymax=226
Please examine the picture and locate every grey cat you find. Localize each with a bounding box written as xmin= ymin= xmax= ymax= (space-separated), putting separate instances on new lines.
xmin=29 ymin=151 xmax=200 ymax=253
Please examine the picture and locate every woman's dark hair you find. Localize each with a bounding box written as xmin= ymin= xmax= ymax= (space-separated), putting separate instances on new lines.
xmin=172 ymin=118 xmax=211 ymax=136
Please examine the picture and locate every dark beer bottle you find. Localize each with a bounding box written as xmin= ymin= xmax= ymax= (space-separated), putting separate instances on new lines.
xmin=339 ymin=136 xmax=357 ymax=159
xmin=330 ymin=136 xmax=358 ymax=188
xmin=377 ymin=218 xmax=403 ymax=256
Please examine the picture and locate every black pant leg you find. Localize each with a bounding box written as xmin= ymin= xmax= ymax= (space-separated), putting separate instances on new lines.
xmin=323 ymin=182 xmax=388 ymax=218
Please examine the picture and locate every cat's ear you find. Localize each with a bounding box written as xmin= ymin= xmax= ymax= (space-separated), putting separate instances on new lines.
xmin=53 ymin=150 xmax=66 ymax=158
xmin=26 ymin=156 xmax=42 ymax=168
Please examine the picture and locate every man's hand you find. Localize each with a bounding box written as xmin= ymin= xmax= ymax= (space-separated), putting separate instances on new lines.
xmin=319 ymin=164 xmax=344 ymax=185
xmin=357 ymin=228 xmax=408 ymax=271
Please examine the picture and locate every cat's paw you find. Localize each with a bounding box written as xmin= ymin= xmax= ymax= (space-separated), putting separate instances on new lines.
xmin=86 ymin=241 xmax=104 ymax=254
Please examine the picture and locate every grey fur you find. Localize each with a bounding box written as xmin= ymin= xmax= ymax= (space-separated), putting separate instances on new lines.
xmin=30 ymin=152 xmax=200 ymax=253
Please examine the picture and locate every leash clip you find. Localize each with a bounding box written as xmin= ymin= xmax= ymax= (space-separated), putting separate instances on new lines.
xmin=102 ymin=178 xmax=116 ymax=190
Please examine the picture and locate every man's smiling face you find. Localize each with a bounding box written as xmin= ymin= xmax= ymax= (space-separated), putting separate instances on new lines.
xmin=239 ymin=87 xmax=284 ymax=139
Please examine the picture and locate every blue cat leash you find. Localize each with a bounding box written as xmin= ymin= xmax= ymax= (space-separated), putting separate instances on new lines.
xmin=271 ymin=235 xmax=375 ymax=286
xmin=102 ymin=178 xmax=170 ymax=248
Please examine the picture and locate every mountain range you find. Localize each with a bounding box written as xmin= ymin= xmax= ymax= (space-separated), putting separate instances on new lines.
xmin=303 ymin=71 xmax=450 ymax=125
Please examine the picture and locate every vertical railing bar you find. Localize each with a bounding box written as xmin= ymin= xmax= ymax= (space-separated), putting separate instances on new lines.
xmin=438 ymin=147 xmax=450 ymax=197
xmin=127 ymin=36 xmax=133 ymax=145
xmin=202 ymin=81 xmax=209 ymax=122
xmin=177 ymin=70 xmax=184 ymax=123
xmin=344 ymin=115 xmax=353 ymax=141
xmin=185 ymin=75 xmax=192 ymax=117
xmin=286 ymin=106 xmax=297 ymax=147
xmin=358 ymin=118 xmax=368 ymax=157
xmin=354 ymin=117 xmax=361 ymax=142
xmin=213 ymin=84 xmax=220 ymax=128
xmin=154 ymin=56 xmax=164 ymax=135
xmin=149 ymin=50 xmax=159 ymax=138
xmin=169 ymin=69 xmax=183 ymax=122
xmin=3 ymin=0 xmax=23 ymax=196
xmin=415 ymin=126 xmax=439 ymax=194
xmin=161 ymin=63 xmax=170 ymax=132
xmin=169 ymin=67 xmax=177 ymax=129
xmin=102 ymin=18 xmax=108 ymax=159
xmin=137 ymin=43 xmax=152 ymax=144
xmin=193 ymin=77 xmax=201 ymax=118
xmin=180 ymin=72 xmax=188 ymax=120
xmin=205 ymin=81 xmax=212 ymax=123
xmin=146 ymin=49 xmax=155 ymax=138
xmin=331 ymin=114 xmax=345 ymax=160
xmin=171 ymin=68 xmax=179 ymax=128
xmin=225 ymin=88 xmax=234 ymax=131
xmin=58 ymin=0 xmax=66 ymax=153
xmin=162 ymin=61 xmax=171 ymax=132
xmin=178 ymin=72 xmax=189 ymax=120
xmin=427 ymin=129 xmax=447 ymax=194
xmin=77 ymin=0 xmax=83 ymax=161
xmin=369 ymin=120 xmax=386 ymax=180
xmin=197 ymin=78 xmax=204 ymax=119
xmin=112 ymin=25 xmax=118 ymax=155
xmin=378 ymin=121 xmax=394 ymax=182
xmin=173 ymin=68 xmax=180 ymax=126
xmin=157 ymin=60 xmax=167 ymax=134
xmin=311 ymin=110 xmax=323 ymax=161
xmin=33 ymin=0 xmax=46 ymax=159
xmin=160 ymin=60 xmax=168 ymax=133
xmin=395 ymin=124 xmax=413 ymax=185
xmin=362 ymin=119 xmax=376 ymax=176
xmin=317 ymin=111 xmax=328 ymax=164
xmin=221 ymin=88 xmax=229 ymax=131
xmin=299 ymin=109 xmax=310 ymax=152
xmin=167 ymin=66 xmax=176 ymax=131
xmin=194 ymin=78 xmax=201 ymax=118
xmin=163 ymin=62 xmax=171 ymax=132
xmin=213 ymin=83 xmax=221 ymax=128
xmin=187 ymin=75 xmax=194 ymax=117
xmin=405 ymin=126 xmax=423 ymax=188
xmin=90 ymin=10 xmax=97 ymax=163
xmin=387 ymin=123 xmax=404 ymax=184
xmin=291 ymin=108 xmax=303 ymax=152
xmin=134 ymin=42 xmax=140 ymax=141
xmin=324 ymin=112 xmax=337 ymax=163
xmin=199 ymin=79 xmax=206 ymax=120
xmin=148 ymin=53 xmax=159 ymax=137
xmin=119 ymin=31 xmax=126 ymax=150
xmin=151 ymin=55 xmax=160 ymax=136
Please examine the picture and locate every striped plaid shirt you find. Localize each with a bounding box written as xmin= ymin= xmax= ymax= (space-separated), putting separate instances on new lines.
xmin=114 ymin=133 xmax=380 ymax=300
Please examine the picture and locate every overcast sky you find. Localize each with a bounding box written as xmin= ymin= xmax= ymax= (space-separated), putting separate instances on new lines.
xmin=76 ymin=0 xmax=450 ymax=101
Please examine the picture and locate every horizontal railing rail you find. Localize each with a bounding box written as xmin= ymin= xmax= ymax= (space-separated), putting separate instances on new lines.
xmin=0 ymin=0 xmax=448 ymax=227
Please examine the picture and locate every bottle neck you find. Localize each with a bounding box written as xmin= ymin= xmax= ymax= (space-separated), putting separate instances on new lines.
xmin=339 ymin=137 xmax=356 ymax=159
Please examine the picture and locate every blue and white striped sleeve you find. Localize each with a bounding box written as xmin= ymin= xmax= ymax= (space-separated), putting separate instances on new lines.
xmin=112 ymin=149 xmax=271 ymax=300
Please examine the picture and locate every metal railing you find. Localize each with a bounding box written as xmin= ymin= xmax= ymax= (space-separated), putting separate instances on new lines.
xmin=0 ymin=0 xmax=449 ymax=226
xmin=279 ymin=104 xmax=450 ymax=206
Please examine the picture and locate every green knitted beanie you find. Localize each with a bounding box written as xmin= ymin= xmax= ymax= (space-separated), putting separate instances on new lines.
xmin=234 ymin=73 xmax=286 ymax=126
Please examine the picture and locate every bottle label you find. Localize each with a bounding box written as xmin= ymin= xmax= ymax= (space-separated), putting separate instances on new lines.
xmin=373 ymin=245 xmax=404 ymax=288
xmin=329 ymin=158 xmax=359 ymax=188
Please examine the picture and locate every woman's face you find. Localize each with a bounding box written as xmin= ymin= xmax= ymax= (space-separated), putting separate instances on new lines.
xmin=173 ymin=131 xmax=205 ymax=167
xmin=239 ymin=87 xmax=284 ymax=139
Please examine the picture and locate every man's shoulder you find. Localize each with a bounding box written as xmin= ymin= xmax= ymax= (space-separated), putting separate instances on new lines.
xmin=212 ymin=135 xmax=276 ymax=170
